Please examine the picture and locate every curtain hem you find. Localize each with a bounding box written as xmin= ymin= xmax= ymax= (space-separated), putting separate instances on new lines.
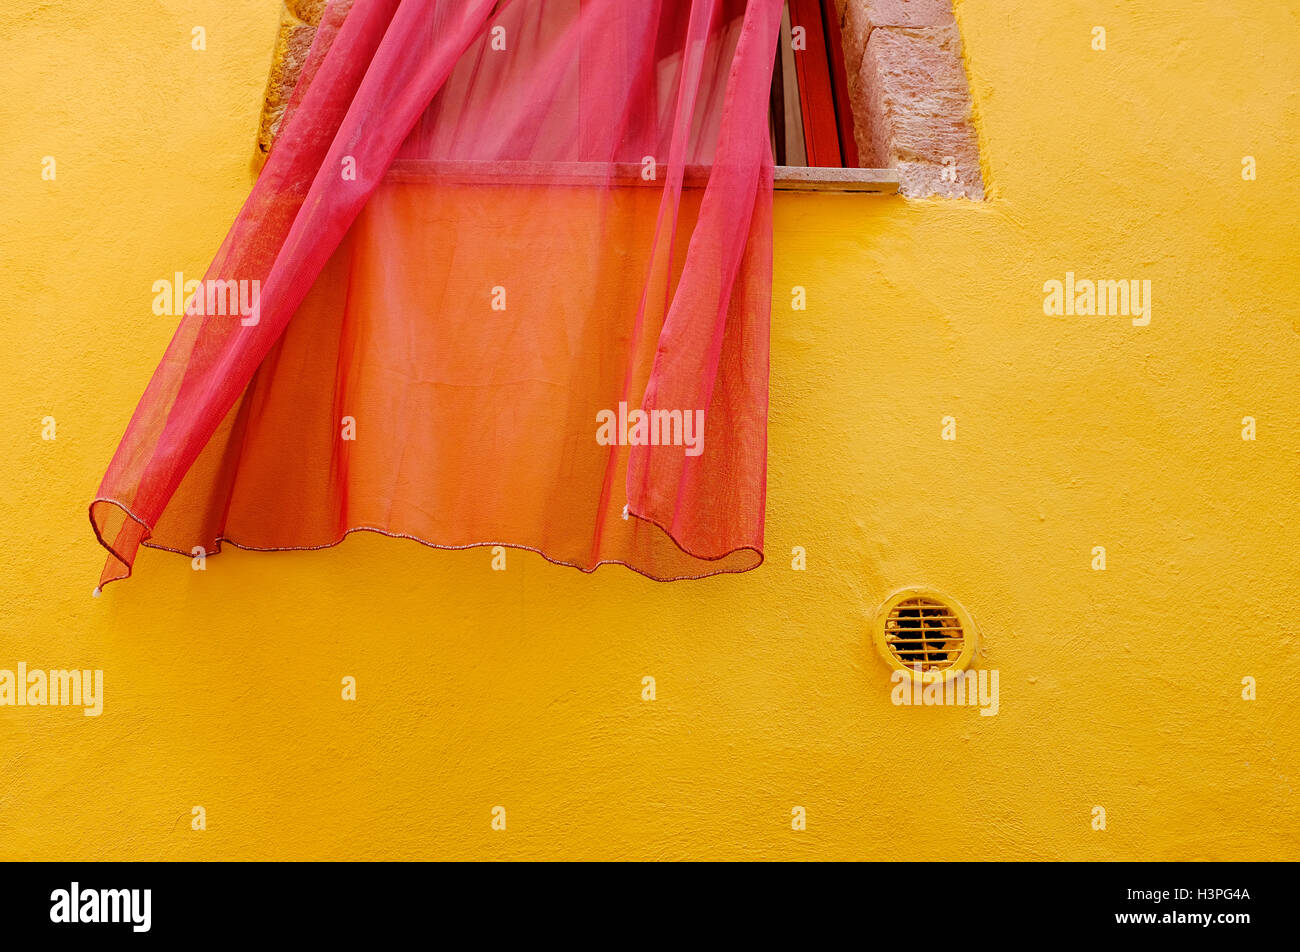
xmin=89 ymin=496 xmax=763 ymax=589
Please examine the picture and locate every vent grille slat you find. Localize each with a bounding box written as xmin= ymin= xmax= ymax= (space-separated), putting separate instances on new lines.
xmin=883 ymin=595 xmax=965 ymax=673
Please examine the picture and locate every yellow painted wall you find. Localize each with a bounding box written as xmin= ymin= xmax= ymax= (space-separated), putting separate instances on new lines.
xmin=1 ymin=0 xmax=1296 ymax=860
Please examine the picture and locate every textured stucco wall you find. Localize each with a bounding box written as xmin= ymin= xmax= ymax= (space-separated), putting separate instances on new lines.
xmin=1 ymin=0 xmax=1297 ymax=860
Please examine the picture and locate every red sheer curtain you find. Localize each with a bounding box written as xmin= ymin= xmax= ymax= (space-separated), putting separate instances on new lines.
xmin=90 ymin=0 xmax=782 ymax=589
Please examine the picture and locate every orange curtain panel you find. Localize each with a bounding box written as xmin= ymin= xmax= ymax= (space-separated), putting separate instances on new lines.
xmin=90 ymin=0 xmax=783 ymax=588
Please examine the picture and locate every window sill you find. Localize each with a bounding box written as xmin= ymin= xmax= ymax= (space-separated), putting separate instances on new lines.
xmin=383 ymin=159 xmax=899 ymax=194
xmin=774 ymin=166 xmax=898 ymax=193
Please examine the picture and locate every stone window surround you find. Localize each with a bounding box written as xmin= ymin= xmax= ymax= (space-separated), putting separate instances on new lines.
xmin=257 ymin=0 xmax=984 ymax=200
xmin=836 ymin=0 xmax=985 ymax=199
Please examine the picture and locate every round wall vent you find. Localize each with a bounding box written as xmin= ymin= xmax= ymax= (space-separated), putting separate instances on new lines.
xmin=871 ymin=587 xmax=977 ymax=680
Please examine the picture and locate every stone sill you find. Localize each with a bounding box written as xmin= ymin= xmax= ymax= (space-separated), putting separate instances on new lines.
xmin=775 ymin=166 xmax=898 ymax=193
xmin=382 ymin=159 xmax=899 ymax=195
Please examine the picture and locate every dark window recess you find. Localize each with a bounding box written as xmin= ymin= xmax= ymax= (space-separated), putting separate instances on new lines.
xmin=770 ymin=0 xmax=859 ymax=168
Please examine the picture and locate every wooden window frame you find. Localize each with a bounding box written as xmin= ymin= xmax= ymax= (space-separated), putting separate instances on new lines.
xmin=768 ymin=1 xmax=896 ymax=191
xmin=785 ymin=0 xmax=859 ymax=168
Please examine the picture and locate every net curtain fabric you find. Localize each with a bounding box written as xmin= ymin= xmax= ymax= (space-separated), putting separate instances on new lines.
xmin=91 ymin=0 xmax=782 ymax=588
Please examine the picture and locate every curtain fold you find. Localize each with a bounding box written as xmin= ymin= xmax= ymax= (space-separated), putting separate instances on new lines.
xmin=91 ymin=0 xmax=782 ymax=588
